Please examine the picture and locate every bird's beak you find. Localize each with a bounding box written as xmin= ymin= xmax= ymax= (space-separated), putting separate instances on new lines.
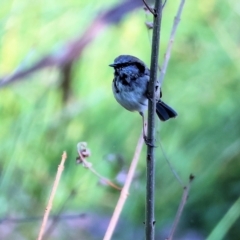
xmin=109 ymin=63 xmax=116 ymax=67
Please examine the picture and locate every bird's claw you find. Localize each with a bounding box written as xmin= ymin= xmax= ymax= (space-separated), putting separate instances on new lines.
xmin=143 ymin=135 xmax=156 ymax=147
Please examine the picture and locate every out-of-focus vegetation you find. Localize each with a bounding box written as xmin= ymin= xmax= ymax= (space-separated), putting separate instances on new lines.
xmin=0 ymin=0 xmax=240 ymax=239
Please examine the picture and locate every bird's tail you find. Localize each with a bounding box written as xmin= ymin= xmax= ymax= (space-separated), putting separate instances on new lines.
xmin=156 ymin=100 xmax=177 ymax=121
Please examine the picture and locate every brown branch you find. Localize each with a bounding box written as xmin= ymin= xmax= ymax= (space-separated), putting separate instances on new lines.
xmin=166 ymin=174 xmax=195 ymax=240
xmin=143 ymin=0 xmax=157 ymax=16
xmin=0 ymin=0 xmax=142 ymax=88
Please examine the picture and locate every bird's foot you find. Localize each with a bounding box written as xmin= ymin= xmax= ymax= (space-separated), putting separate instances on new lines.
xmin=143 ymin=135 xmax=156 ymax=147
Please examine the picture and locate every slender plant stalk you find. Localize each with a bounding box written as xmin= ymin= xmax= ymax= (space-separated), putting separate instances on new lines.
xmin=76 ymin=143 xmax=122 ymax=191
xmin=146 ymin=0 xmax=162 ymax=239
xmin=167 ymin=175 xmax=194 ymax=240
xmin=159 ymin=0 xmax=185 ymax=86
xmin=103 ymin=132 xmax=144 ymax=240
xmin=37 ymin=151 xmax=67 ymax=240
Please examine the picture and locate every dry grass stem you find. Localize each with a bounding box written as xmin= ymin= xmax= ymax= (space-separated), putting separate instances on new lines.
xmin=77 ymin=142 xmax=121 ymax=191
xmin=103 ymin=132 xmax=144 ymax=240
xmin=159 ymin=0 xmax=186 ymax=87
xmin=37 ymin=151 xmax=67 ymax=240
xmin=166 ymin=174 xmax=194 ymax=240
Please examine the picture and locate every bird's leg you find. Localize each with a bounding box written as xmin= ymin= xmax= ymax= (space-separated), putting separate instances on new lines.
xmin=140 ymin=112 xmax=147 ymax=139
xmin=146 ymin=81 xmax=160 ymax=102
xmin=139 ymin=112 xmax=154 ymax=147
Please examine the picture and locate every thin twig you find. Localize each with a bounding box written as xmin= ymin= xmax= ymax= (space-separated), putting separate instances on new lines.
xmin=158 ymin=140 xmax=184 ymax=187
xmin=37 ymin=151 xmax=67 ymax=240
xmin=162 ymin=0 xmax=168 ymax=9
xmin=88 ymin=166 xmax=122 ymax=191
xmin=77 ymin=144 xmax=121 ymax=191
xmin=159 ymin=0 xmax=186 ymax=87
xmin=143 ymin=0 xmax=157 ymax=16
xmin=166 ymin=174 xmax=195 ymax=240
xmin=103 ymin=132 xmax=144 ymax=240
xmin=143 ymin=0 xmax=167 ymax=15
xmin=44 ymin=189 xmax=78 ymax=238
xmin=146 ymin=0 xmax=162 ymax=239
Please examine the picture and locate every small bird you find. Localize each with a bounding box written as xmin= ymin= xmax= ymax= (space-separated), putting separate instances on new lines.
xmin=109 ymin=55 xmax=177 ymax=142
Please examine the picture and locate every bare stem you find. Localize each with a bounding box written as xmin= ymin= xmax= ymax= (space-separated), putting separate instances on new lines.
xmin=37 ymin=152 xmax=67 ymax=240
xmin=159 ymin=0 xmax=186 ymax=87
xmin=77 ymin=144 xmax=121 ymax=191
xmin=103 ymin=132 xmax=144 ymax=240
xmin=166 ymin=174 xmax=194 ymax=240
xmin=142 ymin=0 xmax=157 ymax=16
xmin=146 ymin=0 xmax=162 ymax=239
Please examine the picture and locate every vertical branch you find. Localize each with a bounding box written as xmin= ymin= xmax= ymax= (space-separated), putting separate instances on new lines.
xmin=146 ymin=0 xmax=162 ymax=239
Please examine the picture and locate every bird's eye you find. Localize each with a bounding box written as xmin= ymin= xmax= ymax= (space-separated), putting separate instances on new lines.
xmin=135 ymin=62 xmax=145 ymax=73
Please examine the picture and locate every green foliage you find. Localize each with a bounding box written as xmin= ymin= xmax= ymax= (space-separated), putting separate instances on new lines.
xmin=0 ymin=0 xmax=240 ymax=239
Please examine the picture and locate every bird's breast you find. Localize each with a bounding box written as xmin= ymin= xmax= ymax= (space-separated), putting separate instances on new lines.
xmin=112 ymin=77 xmax=148 ymax=112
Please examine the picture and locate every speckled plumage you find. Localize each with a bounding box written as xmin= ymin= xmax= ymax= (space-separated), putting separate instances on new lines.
xmin=109 ymin=55 xmax=177 ymax=121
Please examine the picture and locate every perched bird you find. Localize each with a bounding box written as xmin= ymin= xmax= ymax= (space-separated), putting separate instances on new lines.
xmin=109 ymin=55 xmax=177 ymax=142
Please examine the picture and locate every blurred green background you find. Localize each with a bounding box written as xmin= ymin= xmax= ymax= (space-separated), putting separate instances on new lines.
xmin=0 ymin=0 xmax=240 ymax=239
